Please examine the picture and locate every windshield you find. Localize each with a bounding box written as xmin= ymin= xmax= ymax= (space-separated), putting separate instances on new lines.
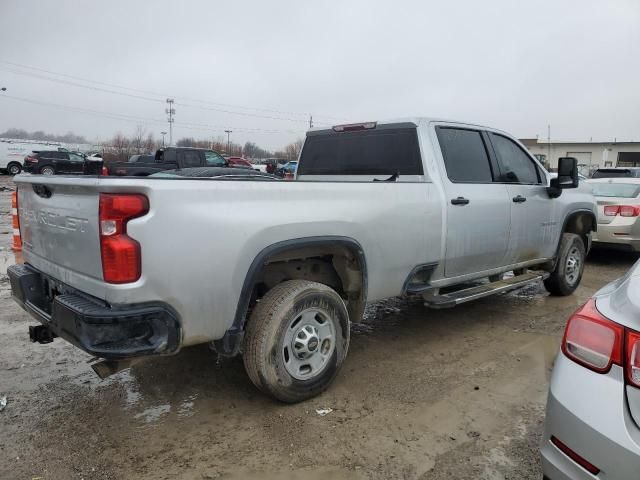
xmin=205 ymin=151 xmax=226 ymax=167
xmin=590 ymin=182 xmax=640 ymax=198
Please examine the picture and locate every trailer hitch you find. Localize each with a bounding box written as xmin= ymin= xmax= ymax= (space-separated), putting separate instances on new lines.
xmin=29 ymin=325 xmax=56 ymax=344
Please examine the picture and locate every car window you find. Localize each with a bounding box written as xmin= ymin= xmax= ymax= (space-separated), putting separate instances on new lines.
xmin=436 ymin=127 xmax=493 ymax=183
xmin=489 ymin=133 xmax=540 ymax=184
xmin=592 ymin=169 xmax=632 ymax=178
xmin=589 ymin=183 xmax=640 ymax=198
xmin=298 ymin=127 xmax=423 ymax=176
xmin=180 ymin=150 xmax=201 ymax=168
xmin=204 ymin=151 xmax=226 ymax=167
xmin=68 ymin=153 xmax=84 ymax=162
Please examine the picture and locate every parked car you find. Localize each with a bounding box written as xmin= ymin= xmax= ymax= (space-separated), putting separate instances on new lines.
xmin=105 ymin=147 xmax=230 ymax=176
xmin=276 ymin=160 xmax=298 ymax=177
xmin=0 ymin=140 xmax=65 ymax=175
xmin=9 ymin=118 xmax=596 ymax=402
xmin=541 ymin=260 xmax=640 ymax=479
xmin=22 ymin=150 xmax=86 ymax=175
xmin=150 ymin=166 xmax=280 ymax=180
xmin=264 ymin=158 xmax=288 ymax=174
xmin=587 ymin=178 xmax=640 ymax=251
xmin=225 ymin=156 xmax=254 ymax=169
xmin=592 ymin=167 xmax=640 ymax=178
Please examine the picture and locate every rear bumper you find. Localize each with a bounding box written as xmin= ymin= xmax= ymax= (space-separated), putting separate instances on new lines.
xmin=541 ymin=353 xmax=640 ymax=480
xmin=592 ymin=222 xmax=640 ymax=251
xmin=8 ymin=263 xmax=181 ymax=359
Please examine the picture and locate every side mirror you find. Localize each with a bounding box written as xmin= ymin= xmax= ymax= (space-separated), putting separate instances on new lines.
xmin=548 ymin=157 xmax=579 ymax=198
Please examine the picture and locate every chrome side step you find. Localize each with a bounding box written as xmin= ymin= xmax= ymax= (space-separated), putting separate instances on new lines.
xmin=423 ymin=272 xmax=548 ymax=309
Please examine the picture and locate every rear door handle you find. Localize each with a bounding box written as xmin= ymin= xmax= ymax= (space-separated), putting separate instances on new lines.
xmin=451 ymin=197 xmax=470 ymax=205
xmin=512 ymin=195 xmax=527 ymax=203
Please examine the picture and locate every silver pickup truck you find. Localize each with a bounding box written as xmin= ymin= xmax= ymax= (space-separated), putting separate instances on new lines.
xmin=8 ymin=118 xmax=596 ymax=402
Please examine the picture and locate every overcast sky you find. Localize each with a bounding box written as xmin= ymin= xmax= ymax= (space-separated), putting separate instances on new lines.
xmin=0 ymin=0 xmax=638 ymax=150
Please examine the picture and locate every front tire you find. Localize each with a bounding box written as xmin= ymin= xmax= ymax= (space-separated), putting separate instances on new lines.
xmin=7 ymin=163 xmax=21 ymax=175
xmin=544 ymin=233 xmax=585 ymax=296
xmin=243 ymin=280 xmax=350 ymax=403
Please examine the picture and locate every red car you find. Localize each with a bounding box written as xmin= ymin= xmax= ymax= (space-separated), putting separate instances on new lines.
xmin=225 ymin=157 xmax=253 ymax=169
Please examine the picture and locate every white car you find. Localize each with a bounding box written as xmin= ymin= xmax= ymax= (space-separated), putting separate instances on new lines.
xmin=0 ymin=139 xmax=64 ymax=175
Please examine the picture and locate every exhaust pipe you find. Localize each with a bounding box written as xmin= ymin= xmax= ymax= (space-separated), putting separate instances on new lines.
xmin=91 ymin=358 xmax=144 ymax=379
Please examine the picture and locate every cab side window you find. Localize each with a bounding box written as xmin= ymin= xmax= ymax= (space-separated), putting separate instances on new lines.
xmin=489 ymin=133 xmax=540 ymax=184
xmin=436 ymin=127 xmax=494 ymax=183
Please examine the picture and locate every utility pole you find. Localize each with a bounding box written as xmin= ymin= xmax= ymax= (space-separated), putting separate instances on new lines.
xmin=547 ymin=124 xmax=551 ymax=170
xmin=160 ymin=131 xmax=167 ymax=148
xmin=224 ymin=129 xmax=232 ymax=154
xmin=309 ymin=114 xmax=313 ymax=129
xmin=165 ymin=98 xmax=175 ymax=146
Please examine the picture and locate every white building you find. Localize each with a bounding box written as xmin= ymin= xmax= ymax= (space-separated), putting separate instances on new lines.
xmin=520 ymin=138 xmax=640 ymax=175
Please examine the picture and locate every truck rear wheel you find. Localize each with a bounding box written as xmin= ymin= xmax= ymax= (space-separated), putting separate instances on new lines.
xmin=544 ymin=233 xmax=585 ymax=296
xmin=243 ymin=280 xmax=350 ymax=403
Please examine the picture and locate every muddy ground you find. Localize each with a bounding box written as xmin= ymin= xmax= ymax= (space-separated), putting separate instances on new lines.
xmin=0 ymin=174 xmax=637 ymax=480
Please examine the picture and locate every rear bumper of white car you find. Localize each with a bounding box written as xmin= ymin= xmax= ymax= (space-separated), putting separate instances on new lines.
xmin=541 ymin=353 xmax=640 ymax=480
xmin=592 ymin=219 xmax=640 ymax=252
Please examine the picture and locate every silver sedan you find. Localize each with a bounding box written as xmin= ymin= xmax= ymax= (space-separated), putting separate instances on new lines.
xmin=588 ymin=178 xmax=640 ymax=252
xmin=541 ymin=259 xmax=640 ymax=479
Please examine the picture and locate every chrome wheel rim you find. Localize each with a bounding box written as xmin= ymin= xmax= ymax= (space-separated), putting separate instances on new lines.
xmin=282 ymin=308 xmax=336 ymax=381
xmin=565 ymin=246 xmax=582 ymax=285
xmin=42 ymin=168 xmax=54 ymax=175
xmin=8 ymin=165 xmax=19 ymax=175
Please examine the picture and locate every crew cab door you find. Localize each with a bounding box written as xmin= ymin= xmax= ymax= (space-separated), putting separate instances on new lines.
xmin=435 ymin=126 xmax=511 ymax=278
xmin=486 ymin=133 xmax=556 ymax=263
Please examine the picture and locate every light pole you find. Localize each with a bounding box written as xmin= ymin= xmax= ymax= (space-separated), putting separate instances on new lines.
xmin=160 ymin=131 xmax=167 ymax=148
xmin=224 ymin=129 xmax=232 ymax=154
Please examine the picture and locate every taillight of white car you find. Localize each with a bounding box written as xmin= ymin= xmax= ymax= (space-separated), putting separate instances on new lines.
xmin=99 ymin=193 xmax=148 ymax=284
xmin=604 ymin=205 xmax=640 ymax=217
xmin=562 ymin=298 xmax=640 ymax=388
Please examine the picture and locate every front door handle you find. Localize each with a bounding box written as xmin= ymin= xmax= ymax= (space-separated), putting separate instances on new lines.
xmin=512 ymin=195 xmax=527 ymax=203
xmin=451 ymin=197 xmax=470 ymax=205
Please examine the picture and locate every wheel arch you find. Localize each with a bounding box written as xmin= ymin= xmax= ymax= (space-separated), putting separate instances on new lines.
xmin=561 ymin=209 xmax=597 ymax=251
xmin=214 ymin=236 xmax=367 ymax=356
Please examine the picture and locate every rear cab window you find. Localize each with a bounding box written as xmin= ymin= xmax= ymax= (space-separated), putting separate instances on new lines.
xmin=297 ymin=123 xmax=423 ymax=180
xmin=436 ymin=127 xmax=494 ymax=183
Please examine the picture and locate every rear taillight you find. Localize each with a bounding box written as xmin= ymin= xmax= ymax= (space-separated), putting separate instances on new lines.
xmin=620 ymin=205 xmax=640 ymax=217
xmin=562 ymin=299 xmax=623 ymax=373
xmin=626 ymin=331 xmax=640 ymax=388
xmin=604 ymin=205 xmax=640 ymax=217
xmin=99 ymin=194 xmax=148 ymax=284
xmin=24 ymin=155 xmax=38 ymax=163
xmin=563 ymin=299 xmax=640 ymax=390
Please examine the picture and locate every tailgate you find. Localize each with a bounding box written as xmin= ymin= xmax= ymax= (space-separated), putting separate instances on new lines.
xmin=17 ymin=180 xmax=102 ymax=280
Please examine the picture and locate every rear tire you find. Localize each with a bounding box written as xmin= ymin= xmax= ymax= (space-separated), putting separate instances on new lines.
xmin=40 ymin=166 xmax=55 ymax=175
xmin=544 ymin=233 xmax=585 ymax=296
xmin=243 ymin=280 xmax=350 ymax=403
xmin=7 ymin=163 xmax=21 ymax=175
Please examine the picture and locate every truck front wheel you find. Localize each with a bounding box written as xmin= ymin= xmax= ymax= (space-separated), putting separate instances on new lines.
xmin=543 ymin=233 xmax=585 ymax=296
xmin=243 ymin=280 xmax=350 ymax=403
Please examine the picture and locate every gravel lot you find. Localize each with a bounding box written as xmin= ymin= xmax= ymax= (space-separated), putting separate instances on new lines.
xmin=0 ymin=174 xmax=637 ymax=480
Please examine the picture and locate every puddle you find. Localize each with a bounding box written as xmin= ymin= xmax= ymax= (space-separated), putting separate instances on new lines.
xmin=134 ymin=403 xmax=171 ymax=423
